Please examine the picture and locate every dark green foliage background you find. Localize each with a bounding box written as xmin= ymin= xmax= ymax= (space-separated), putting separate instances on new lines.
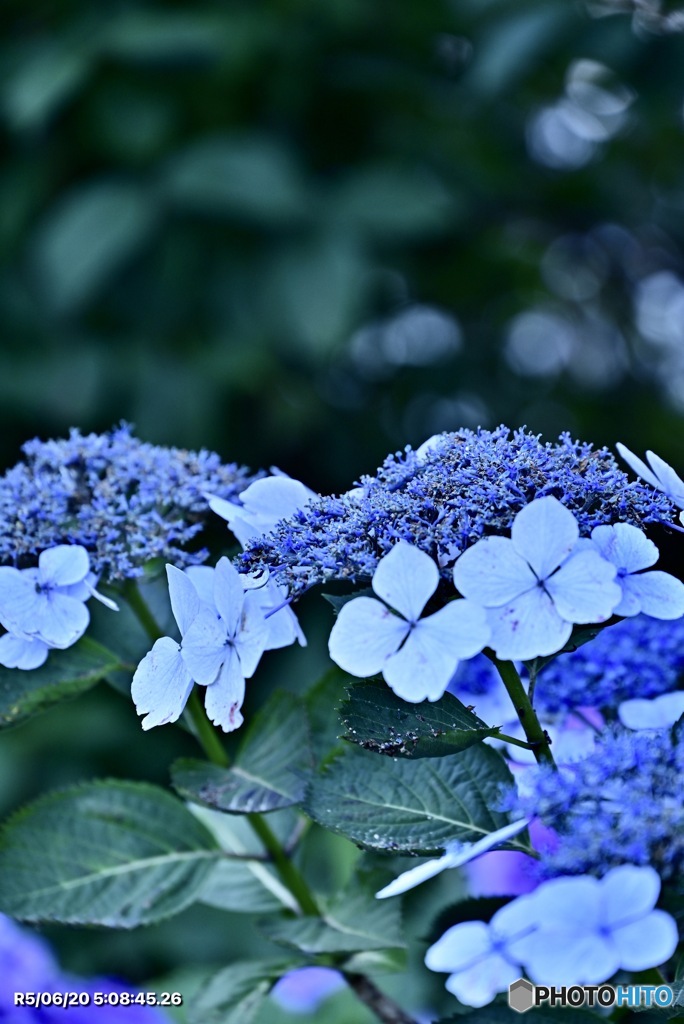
xmin=2 ymin=0 xmax=684 ymax=1016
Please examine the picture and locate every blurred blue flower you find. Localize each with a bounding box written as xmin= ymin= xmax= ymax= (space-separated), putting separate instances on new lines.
xmin=270 ymin=967 xmax=344 ymax=1014
xmin=453 ymin=497 xmax=621 ymax=661
xmin=328 ymin=541 xmax=490 ymax=701
xmin=618 ymin=691 xmax=684 ymax=730
xmin=511 ymin=866 xmax=678 ymax=985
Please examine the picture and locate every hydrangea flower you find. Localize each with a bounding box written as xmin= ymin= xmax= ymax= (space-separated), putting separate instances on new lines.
xmin=207 ymin=472 xmax=316 ymax=547
xmin=375 ymin=818 xmax=530 ymax=899
xmin=452 ymin=497 xmax=621 ymax=661
xmin=132 ymin=566 xmax=200 ymax=730
xmin=507 ymin=726 xmax=684 ymax=879
xmin=510 ymin=866 xmax=678 ymax=985
xmin=240 ymin=427 xmax=674 ymax=593
xmin=618 ymin=691 xmax=684 ymax=730
xmin=180 ymin=558 xmax=269 ymax=731
xmin=328 ymin=542 xmax=490 ymax=702
xmin=270 ymin=967 xmax=344 ymax=1013
xmin=0 ymin=545 xmax=118 ymax=668
xmin=588 ymin=523 xmax=684 ymax=619
xmin=0 ymin=425 xmax=258 ymax=580
xmin=424 ymin=897 xmax=534 ymax=1007
xmin=617 ymin=443 xmax=684 ymax=508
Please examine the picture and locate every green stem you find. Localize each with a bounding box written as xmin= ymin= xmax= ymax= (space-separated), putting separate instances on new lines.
xmin=186 ymin=690 xmax=230 ymax=768
xmin=122 ymin=579 xmax=165 ymax=642
xmin=247 ymin=813 xmax=319 ymax=916
xmin=490 ymin=656 xmax=556 ymax=768
xmin=496 ymin=731 xmax=535 ymax=750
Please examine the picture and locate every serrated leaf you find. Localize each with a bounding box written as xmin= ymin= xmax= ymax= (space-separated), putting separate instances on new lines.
xmin=264 ymin=888 xmax=405 ymax=956
xmin=188 ymin=959 xmax=296 ymax=1024
xmin=305 ymin=744 xmax=515 ymax=855
xmin=172 ymin=690 xmax=312 ymax=813
xmin=0 ymin=636 xmax=122 ymax=729
xmin=0 ymin=781 xmax=220 ymax=927
xmin=341 ymin=679 xmax=499 ymax=758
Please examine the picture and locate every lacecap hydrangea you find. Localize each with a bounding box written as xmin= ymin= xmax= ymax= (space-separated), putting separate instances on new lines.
xmin=239 ymin=426 xmax=675 ymax=592
xmin=0 ymin=424 xmax=258 ymax=580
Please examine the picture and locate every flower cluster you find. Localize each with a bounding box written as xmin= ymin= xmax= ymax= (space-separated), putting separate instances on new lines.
xmin=0 ymin=425 xmax=257 ymax=580
xmin=508 ymin=726 xmax=684 ymax=879
xmin=240 ymin=427 xmax=674 ymax=593
xmin=452 ymin=613 xmax=684 ymax=714
xmin=0 ymin=913 xmax=168 ymax=1022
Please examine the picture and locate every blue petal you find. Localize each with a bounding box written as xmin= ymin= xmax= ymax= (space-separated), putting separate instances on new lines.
xmin=591 ymin=523 xmax=658 ymax=573
xmin=204 ymin=647 xmax=245 ymax=732
xmin=166 ymin=565 xmax=201 ymax=635
xmin=453 ymin=536 xmax=536 ymax=607
xmin=38 ymin=545 xmax=90 ymax=587
xmin=30 ymin=592 xmax=89 ymax=648
xmin=132 ymin=637 xmax=194 ymax=730
xmin=0 ymin=633 xmax=49 ymax=670
xmin=511 ymin=497 xmax=579 ymax=581
xmin=213 ymin=557 xmax=245 ymax=637
xmin=328 ymin=596 xmax=410 ymax=677
xmin=181 ymin=606 xmax=226 ymax=685
xmin=372 ymin=542 xmax=439 ymax=622
xmin=545 ymin=550 xmax=621 ymax=624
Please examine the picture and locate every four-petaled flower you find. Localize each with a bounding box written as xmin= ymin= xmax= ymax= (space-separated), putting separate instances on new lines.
xmin=181 ymin=558 xmax=269 ymax=731
xmin=589 ymin=523 xmax=684 ymax=619
xmin=206 ymin=473 xmax=316 ymax=547
xmin=453 ymin=497 xmax=622 ymax=661
xmin=328 ymin=541 xmax=491 ymax=702
xmin=0 ymin=544 xmax=117 ymax=669
xmin=617 ymin=443 xmax=684 ymax=508
xmin=511 ymin=865 xmax=678 ymax=985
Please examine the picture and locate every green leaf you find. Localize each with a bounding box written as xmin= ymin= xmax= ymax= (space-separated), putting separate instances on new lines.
xmin=198 ymin=859 xmax=289 ymax=915
xmin=32 ymin=180 xmax=158 ymax=312
xmin=163 ymin=135 xmax=308 ymax=225
xmin=172 ymin=691 xmax=312 ymax=813
xmin=187 ymin=959 xmax=297 ymax=1024
xmin=341 ymin=678 xmax=499 ymax=758
xmin=0 ymin=636 xmax=122 ymax=729
xmin=306 ymin=668 xmax=349 ymax=765
xmin=305 ymin=744 xmax=515 ymax=854
xmin=3 ymin=41 xmax=92 ymax=131
xmin=263 ymin=887 xmax=405 ymax=956
xmin=331 ymin=164 xmax=456 ymax=240
xmin=0 ymin=781 xmax=220 ymax=926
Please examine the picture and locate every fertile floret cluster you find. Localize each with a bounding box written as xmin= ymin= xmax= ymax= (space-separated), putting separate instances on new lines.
xmin=0 ymin=425 xmax=257 ymax=580
xmin=508 ymin=726 xmax=684 ymax=879
xmin=451 ymin=614 xmax=684 ymax=714
xmin=240 ymin=426 xmax=674 ymax=593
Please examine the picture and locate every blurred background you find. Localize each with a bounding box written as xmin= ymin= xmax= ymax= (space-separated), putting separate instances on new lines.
xmin=2 ymin=0 xmax=684 ymax=1015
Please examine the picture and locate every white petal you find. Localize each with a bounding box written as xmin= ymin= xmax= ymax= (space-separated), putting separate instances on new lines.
xmin=453 ymin=537 xmax=536 ymax=607
xmin=590 ymin=523 xmax=659 ymax=573
xmin=0 ymin=568 xmax=41 ymax=637
xmin=529 ymin=875 xmax=602 ymax=931
xmin=511 ymin=497 xmax=579 ymax=580
xmin=488 ymin=588 xmax=572 ymax=661
xmin=184 ymin=565 xmax=216 ymax=608
xmin=256 ymin=580 xmax=306 ymax=650
xmin=376 ymin=854 xmax=455 ymax=899
xmin=31 ymin=592 xmax=89 ymax=648
xmin=132 ymin=637 xmax=194 ymax=730
xmin=619 ymin=692 xmax=684 ymax=730
xmin=38 ymin=545 xmax=90 ymax=587
xmin=611 ymin=582 xmax=643 ymax=618
xmin=622 ymin=571 xmax=684 ymax=620
xmin=425 ymin=921 xmax=492 ymax=973
xmin=522 ymin=929 xmax=619 ymax=986
xmin=0 ymin=633 xmax=49 ymax=670
xmin=204 ymin=648 xmax=246 ymax=732
xmin=372 ymin=542 xmax=439 ymax=622
xmin=166 ymin=565 xmax=201 ymax=635
xmin=181 ymin=606 xmax=226 ymax=685
xmin=647 ymin=450 xmax=684 ymax=507
xmin=328 ymin=597 xmax=410 ymax=677
xmin=600 ymin=865 xmax=660 ymax=927
xmin=206 ymin=493 xmax=259 ymax=547
xmin=545 ymin=550 xmax=620 ymax=624
xmin=445 ymin=954 xmax=520 ymax=1008
xmin=611 ymin=910 xmax=678 ymax=971
xmin=415 ymin=434 xmax=445 ymax=461
xmin=240 ymin=475 xmax=315 ymax=520
xmin=213 ymin=557 xmax=245 ymax=637
xmin=235 ymin=591 xmax=270 ymax=679
xmin=383 ymin=601 xmax=490 ymax=702
xmin=616 ymin=443 xmax=662 ymax=491
xmin=83 ymin=582 xmax=119 ymax=611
